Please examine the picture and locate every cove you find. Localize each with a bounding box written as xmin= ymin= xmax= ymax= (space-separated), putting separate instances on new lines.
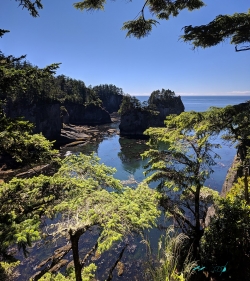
xmin=16 ymin=95 xmax=249 ymax=280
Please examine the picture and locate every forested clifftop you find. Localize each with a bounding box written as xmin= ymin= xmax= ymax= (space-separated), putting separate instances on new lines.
xmin=93 ymin=84 xmax=124 ymax=113
xmin=119 ymin=89 xmax=185 ymax=137
xmin=148 ymin=89 xmax=184 ymax=118
xmin=63 ymin=102 xmax=111 ymax=125
xmin=1 ymin=57 xmax=124 ymax=140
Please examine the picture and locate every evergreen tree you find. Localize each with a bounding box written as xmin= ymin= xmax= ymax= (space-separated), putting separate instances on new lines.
xmin=41 ymin=153 xmax=160 ymax=281
xmin=142 ymin=111 xmax=220 ymax=257
xmin=200 ymin=178 xmax=250 ymax=280
xmin=74 ymin=0 xmax=250 ymax=51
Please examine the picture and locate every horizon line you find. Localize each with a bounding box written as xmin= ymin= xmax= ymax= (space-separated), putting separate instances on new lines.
xmin=131 ymin=94 xmax=250 ymax=97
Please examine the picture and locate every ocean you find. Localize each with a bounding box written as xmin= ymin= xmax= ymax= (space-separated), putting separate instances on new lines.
xmin=18 ymin=95 xmax=250 ymax=280
xmin=136 ymin=95 xmax=250 ymax=112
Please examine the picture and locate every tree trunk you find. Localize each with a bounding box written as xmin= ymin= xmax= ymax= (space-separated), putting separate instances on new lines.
xmin=244 ymin=167 xmax=249 ymax=204
xmin=69 ymin=229 xmax=82 ymax=281
xmin=193 ymin=182 xmax=201 ymax=259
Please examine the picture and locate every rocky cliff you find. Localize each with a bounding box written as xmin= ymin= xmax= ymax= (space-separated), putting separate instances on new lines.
xmin=154 ymin=96 xmax=184 ymax=119
xmin=93 ymin=84 xmax=124 ymax=113
xmin=99 ymin=94 xmax=123 ymax=113
xmin=119 ymin=93 xmax=185 ymax=137
xmin=221 ymin=155 xmax=242 ymax=197
xmin=4 ymin=99 xmax=61 ymax=140
xmin=119 ymin=109 xmax=162 ymax=137
xmin=4 ymin=99 xmax=112 ymax=142
xmin=63 ymin=102 xmax=111 ymax=125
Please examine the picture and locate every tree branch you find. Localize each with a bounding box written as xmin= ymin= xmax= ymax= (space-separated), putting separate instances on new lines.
xmin=106 ymin=244 xmax=128 ymax=281
xmin=235 ymin=45 xmax=250 ymax=52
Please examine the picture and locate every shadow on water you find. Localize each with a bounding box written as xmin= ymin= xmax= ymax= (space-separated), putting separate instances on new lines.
xmin=16 ymin=114 xmax=238 ymax=280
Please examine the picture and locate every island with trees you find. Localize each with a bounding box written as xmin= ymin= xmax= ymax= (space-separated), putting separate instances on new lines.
xmin=1 ymin=1 xmax=250 ymax=281
xmin=119 ymin=89 xmax=184 ymax=137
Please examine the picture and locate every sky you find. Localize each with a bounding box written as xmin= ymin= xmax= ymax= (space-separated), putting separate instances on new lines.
xmin=1 ymin=0 xmax=250 ymax=96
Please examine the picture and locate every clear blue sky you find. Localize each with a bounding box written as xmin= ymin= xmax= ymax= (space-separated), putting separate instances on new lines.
xmin=1 ymin=0 xmax=250 ymax=96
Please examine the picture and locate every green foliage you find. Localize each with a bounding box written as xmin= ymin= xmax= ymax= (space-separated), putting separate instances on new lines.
xmin=200 ymin=198 xmax=250 ymax=280
xmin=118 ymin=94 xmax=159 ymax=115
xmin=14 ymin=0 xmax=43 ymax=17
xmin=226 ymin=175 xmax=250 ymax=202
xmin=0 ymin=174 xmax=68 ymax=257
xmin=39 ymin=272 xmax=74 ymax=281
xmin=149 ymin=88 xmax=175 ymax=100
xmin=182 ymin=9 xmax=250 ymax=51
xmin=143 ymin=111 xmax=220 ymax=190
xmin=122 ymin=17 xmax=159 ymax=39
xmin=0 ymin=52 xmax=60 ymax=102
xmin=118 ymin=95 xmax=142 ymax=115
xmin=93 ymin=84 xmax=124 ymax=97
xmin=84 ymin=87 xmax=102 ymax=107
xmin=74 ymin=0 xmax=106 ymax=11
xmin=204 ymin=103 xmax=250 ymax=162
xmin=142 ymin=111 xmax=221 ymax=256
xmin=81 ymin=263 xmax=97 ymax=281
xmin=75 ymin=0 xmax=204 ymax=38
xmin=74 ymin=0 xmax=249 ymax=51
xmin=37 ymin=263 xmax=96 ymax=281
xmin=0 ymin=110 xmax=58 ymax=169
xmin=51 ymin=153 xmax=160 ymax=252
xmin=0 ymin=51 xmax=103 ymax=106
xmin=148 ymin=88 xmax=179 ymax=107
xmin=3 ymin=153 xmax=158 ymax=280
xmin=54 ymin=75 xmax=88 ymax=104
xmin=0 ymin=261 xmax=20 ymax=281
xmin=145 ymin=226 xmax=197 ymax=281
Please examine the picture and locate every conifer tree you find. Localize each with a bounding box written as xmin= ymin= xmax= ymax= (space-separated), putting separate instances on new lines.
xmin=74 ymin=0 xmax=250 ymax=51
xmin=142 ymin=111 xmax=220 ymax=257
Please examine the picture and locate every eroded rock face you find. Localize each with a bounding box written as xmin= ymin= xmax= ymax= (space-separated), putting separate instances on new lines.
xmin=155 ymin=96 xmax=185 ymax=119
xmin=100 ymin=94 xmax=123 ymax=113
xmin=221 ymin=155 xmax=242 ymax=197
xmin=119 ymin=96 xmax=185 ymax=137
xmin=64 ymin=103 xmax=111 ymax=125
xmin=119 ymin=109 xmax=162 ymax=137
xmin=4 ymin=99 xmax=61 ymax=140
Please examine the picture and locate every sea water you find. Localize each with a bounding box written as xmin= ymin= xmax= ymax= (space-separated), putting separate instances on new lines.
xmin=67 ymin=95 xmax=250 ymax=192
xmin=17 ymin=95 xmax=250 ymax=280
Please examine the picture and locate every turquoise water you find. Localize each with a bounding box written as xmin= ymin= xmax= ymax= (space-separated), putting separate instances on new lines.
xmin=63 ymin=95 xmax=250 ymax=192
xmin=18 ymin=96 xmax=250 ymax=280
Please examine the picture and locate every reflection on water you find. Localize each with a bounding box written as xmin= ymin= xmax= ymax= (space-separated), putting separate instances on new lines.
xmin=118 ymin=137 xmax=148 ymax=176
xmin=17 ymin=117 xmax=238 ymax=280
xmin=63 ymin=129 xmax=236 ymax=192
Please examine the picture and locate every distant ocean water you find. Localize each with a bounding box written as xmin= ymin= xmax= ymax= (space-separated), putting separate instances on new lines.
xmin=135 ymin=95 xmax=250 ymax=112
xmin=134 ymin=95 xmax=250 ymax=190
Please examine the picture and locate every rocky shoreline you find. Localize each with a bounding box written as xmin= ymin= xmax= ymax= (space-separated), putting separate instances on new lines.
xmin=0 ymin=113 xmax=121 ymax=181
xmin=57 ymin=112 xmax=120 ymax=147
xmin=0 ymin=110 xmax=239 ymax=199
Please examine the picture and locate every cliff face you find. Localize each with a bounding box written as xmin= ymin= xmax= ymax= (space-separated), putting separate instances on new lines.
xmin=64 ymin=103 xmax=111 ymax=125
xmin=119 ymin=95 xmax=185 ymax=137
xmin=99 ymin=94 xmax=123 ymax=113
xmin=4 ymin=99 xmax=112 ymax=142
xmin=119 ymin=109 xmax=161 ymax=137
xmin=155 ymin=96 xmax=185 ymax=119
xmin=4 ymin=99 xmax=61 ymax=140
xmin=221 ymin=155 xmax=242 ymax=197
